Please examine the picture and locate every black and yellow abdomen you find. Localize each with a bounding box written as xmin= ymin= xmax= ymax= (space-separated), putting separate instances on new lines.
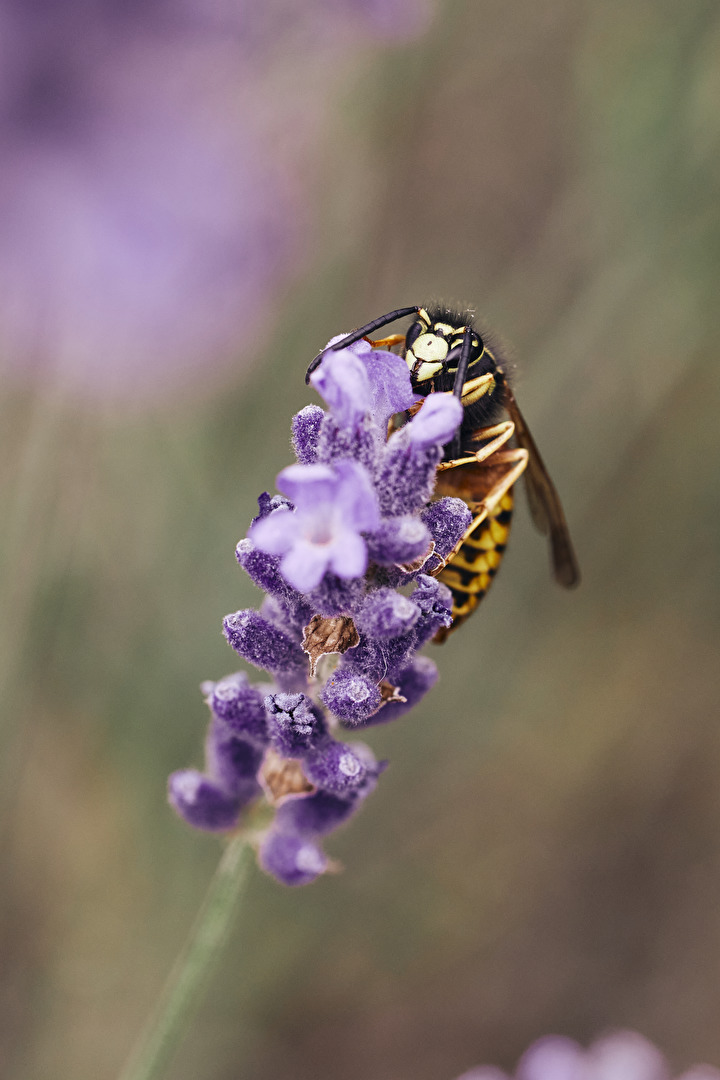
xmin=434 ymin=491 xmax=514 ymax=641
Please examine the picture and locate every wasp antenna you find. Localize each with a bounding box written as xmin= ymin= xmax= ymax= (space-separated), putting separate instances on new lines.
xmin=453 ymin=327 xmax=473 ymax=401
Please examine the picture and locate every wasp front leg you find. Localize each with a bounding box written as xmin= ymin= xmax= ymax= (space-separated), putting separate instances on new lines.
xmin=363 ymin=334 xmax=406 ymax=350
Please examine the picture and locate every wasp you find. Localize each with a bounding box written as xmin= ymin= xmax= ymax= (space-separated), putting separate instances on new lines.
xmin=306 ymin=304 xmax=580 ymax=640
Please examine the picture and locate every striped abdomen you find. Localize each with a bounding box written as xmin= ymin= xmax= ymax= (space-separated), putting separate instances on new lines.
xmin=434 ymin=491 xmax=514 ymax=641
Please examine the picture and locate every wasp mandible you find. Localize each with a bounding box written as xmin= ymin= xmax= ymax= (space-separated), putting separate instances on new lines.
xmin=306 ymin=303 xmax=580 ymax=640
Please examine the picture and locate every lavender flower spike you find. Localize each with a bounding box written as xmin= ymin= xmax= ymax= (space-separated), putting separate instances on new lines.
xmin=170 ymin=316 xmax=477 ymax=885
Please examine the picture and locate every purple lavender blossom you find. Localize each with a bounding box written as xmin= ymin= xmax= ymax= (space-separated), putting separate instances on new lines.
xmin=250 ymin=461 xmax=379 ymax=592
xmin=455 ymin=1032 xmax=720 ymax=1080
xmin=312 ymin=336 xmax=419 ymax=431
xmin=169 ymin=327 xmax=469 ymax=884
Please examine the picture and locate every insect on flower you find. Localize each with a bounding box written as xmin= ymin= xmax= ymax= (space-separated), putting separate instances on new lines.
xmin=307 ymin=303 xmax=580 ymax=640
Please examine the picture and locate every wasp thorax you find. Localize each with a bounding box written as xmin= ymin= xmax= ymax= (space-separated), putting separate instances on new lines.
xmin=406 ymin=332 xmax=447 ymax=383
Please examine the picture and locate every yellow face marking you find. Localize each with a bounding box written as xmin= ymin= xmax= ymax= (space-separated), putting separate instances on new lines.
xmin=433 ymin=322 xmax=456 ymax=336
xmin=411 ymin=333 xmax=449 ymax=363
xmin=417 ymin=308 xmax=431 ymax=326
xmin=412 ymin=360 xmax=444 ymax=381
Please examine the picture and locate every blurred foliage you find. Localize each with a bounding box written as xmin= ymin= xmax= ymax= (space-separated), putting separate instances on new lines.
xmin=2 ymin=0 xmax=720 ymax=1078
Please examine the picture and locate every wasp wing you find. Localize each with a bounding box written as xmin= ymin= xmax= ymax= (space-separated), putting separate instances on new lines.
xmin=503 ymin=383 xmax=580 ymax=588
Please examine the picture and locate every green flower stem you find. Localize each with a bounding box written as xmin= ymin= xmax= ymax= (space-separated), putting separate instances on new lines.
xmin=118 ymin=834 xmax=252 ymax=1080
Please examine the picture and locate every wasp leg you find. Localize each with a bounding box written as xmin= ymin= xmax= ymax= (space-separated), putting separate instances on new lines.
xmin=440 ymin=448 xmax=529 ymax=564
xmin=469 ymin=421 xmax=515 ymax=463
xmin=364 ymin=334 xmax=406 ymax=350
xmin=460 ymin=372 xmax=495 ymax=407
xmin=435 ymin=422 xmax=515 ymax=473
xmin=305 ymin=306 xmax=419 ymax=382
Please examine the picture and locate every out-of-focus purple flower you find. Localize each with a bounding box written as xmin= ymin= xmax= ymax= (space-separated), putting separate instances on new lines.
xmin=250 ymin=460 xmax=379 ymax=591
xmin=339 ymin=0 xmax=433 ymax=39
xmin=0 ymin=0 xmax=435 ymax=398
xmin=455 ymin=1032 xmax=720 ymax=1080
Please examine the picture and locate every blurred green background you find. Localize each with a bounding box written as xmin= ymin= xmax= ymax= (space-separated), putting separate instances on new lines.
xmin=2 ymin=0 xmax=720 ymax=1077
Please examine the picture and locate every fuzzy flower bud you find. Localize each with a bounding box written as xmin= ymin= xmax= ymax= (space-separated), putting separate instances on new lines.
xmin=223 ymin=609 xmax=307 ymax=679
xmin=265 ymin=692 xmax=327 ymax=757
xmin=356 ymin=588 xmax=420 ymax=639
xmin=168 ymin=772 xmax=244 ymax=832
xmin=259 ymin=831 xmax=328 ymax=887
xmin=205 ymin=672 xmax=268 ymax=744
xmin=303 ymin=738 xmax=372 ymax=794
xmin=321 ymin=669 xmax=383 ymax=725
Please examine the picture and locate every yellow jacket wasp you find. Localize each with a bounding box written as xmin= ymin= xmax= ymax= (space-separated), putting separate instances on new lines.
xmin=306 ymin=303 xmax=580 ymax=639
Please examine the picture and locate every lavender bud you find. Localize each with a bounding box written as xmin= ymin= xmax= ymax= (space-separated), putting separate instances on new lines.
xmin=412 ymin=574 xmax=453 ymax=643
xmin=259 ymin=830 xmax=328 ymax=887
xmin=362 ymin=656 xmax=438 ymax=726
xmin=407 ymin=393 xmax=463 ymax=448
xmin=265 ymin=692 xmax=327 ymax=757
xmin=253 ymin=492 xmax=293 ymax=523
xmin=321 ymin=669 xmax=382 ymax=724
xmin=376 ymin=431 xmax=442 ymax=516
xmin=356 ymin=588 xmax=420 ymax=639
xmin=303 ymin=739 xmax=369 ymax=793
xmin=422 ymin=497 xmax=473 ymax=559
xmin=315 ymin=413 xmax=380 ymax=472
xmin=206 ymin=672 xmax=268 ymax=744
xmin=168 ymin=771 xmax=242 ymax=832
xmin=223 ymin=609 xmax=307 ymax=678
xmin=291 ymin=405 xmax=324 ymax=464
xmin=365 ymin=515 xmax=432 ymax=566
xmin=275 ymin=789 xmax=360 ymax=836
xmin=336 ymin=637 xmax=388 ymax=682
xmin=205 ymin=719 xmax=264 ymax=798
xmin=235 ymin=539 xmax=314 ymax=628
xmin=306 ymin=573 xmax=367 ymax=618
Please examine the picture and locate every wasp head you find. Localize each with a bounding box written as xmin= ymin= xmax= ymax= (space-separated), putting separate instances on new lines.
xmin=404 ymin=306 xmax=495 ymax=395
